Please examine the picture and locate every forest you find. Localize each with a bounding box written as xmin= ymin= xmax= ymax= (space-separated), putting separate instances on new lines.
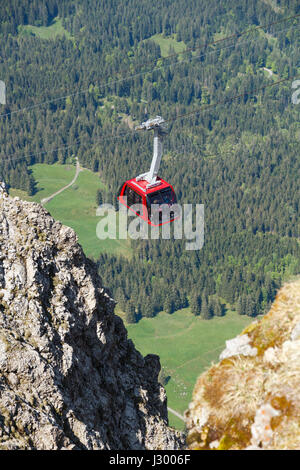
xmin=0 ymin=0 xmax=300 ymax=322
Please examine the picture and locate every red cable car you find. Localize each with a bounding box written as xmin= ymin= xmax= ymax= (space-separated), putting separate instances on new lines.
xmin=117 ymin=116 xmax=178 ymax=226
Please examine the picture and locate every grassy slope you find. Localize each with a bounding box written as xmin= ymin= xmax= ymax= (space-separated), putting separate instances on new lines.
xmin=10 ymin=163 xmax=77 ymax=202
xmin=127 ymin=308 xmax=253 ymax=429
xmin=18 ymin=17 xmax=72 ymax=40
xmin=10 ymin=163 xmax=131 ymax=259
xmin=148 ymin=33 xmax=186 ymax=57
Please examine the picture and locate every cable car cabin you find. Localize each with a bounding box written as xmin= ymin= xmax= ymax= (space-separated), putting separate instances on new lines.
xmin=118 ymin=177 xmax=177 ymax=226
xmin=117 ymin=116 xmax=177 ymax=226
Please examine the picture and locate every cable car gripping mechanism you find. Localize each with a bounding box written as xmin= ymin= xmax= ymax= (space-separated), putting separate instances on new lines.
xmin=135 ymin=116 xmax=168 ymax=189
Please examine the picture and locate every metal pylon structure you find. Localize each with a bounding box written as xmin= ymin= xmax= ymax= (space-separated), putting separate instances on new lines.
xmin=135 ymin=116 xmax=168 ymax=189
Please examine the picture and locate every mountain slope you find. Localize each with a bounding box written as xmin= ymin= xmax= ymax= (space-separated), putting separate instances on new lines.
xmin=1 ymin=0 xmax=300 ymax=321
xmin=186 ymin=279 xmax=300 ymax=450
xmin=0 ymin=183 xmax=183 ymax=450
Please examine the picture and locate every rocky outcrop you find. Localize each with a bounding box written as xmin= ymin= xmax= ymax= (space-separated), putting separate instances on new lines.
xmin=186 ymin=280 xmax=300 ymax=450
xmin=0 ymin=187 xmax=183 ymax=450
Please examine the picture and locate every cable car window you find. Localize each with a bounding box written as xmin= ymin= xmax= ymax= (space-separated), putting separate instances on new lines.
xmin=146 ymin=188 xmax=176 ymax=221
xmin=124 ymin=186 xmax=142 ymax=208
xmin=147 ymin=188 xmax=176 ymax=207
xmin=134 ymin=191 xmax=142 ymax=205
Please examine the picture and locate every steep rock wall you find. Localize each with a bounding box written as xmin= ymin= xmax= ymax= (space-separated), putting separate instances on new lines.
xmin=0 ymin=186 xmax=183 ymax=450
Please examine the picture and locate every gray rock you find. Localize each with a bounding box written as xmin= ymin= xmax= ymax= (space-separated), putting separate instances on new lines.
xmin=290 ymin=322 xmax=300 ymax=341
xmin=0 ymin=190 xmax=184 ymax=450
xmin=219 ymin=334 xmax=257 ymax=361
xmin=0 ymin=182 xmax=7 ymax=194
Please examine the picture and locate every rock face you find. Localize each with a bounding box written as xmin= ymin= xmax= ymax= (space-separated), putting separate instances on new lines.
xmin=0 ymin=188 xmax=183 ymax=450
xmin=219 ymin=334 xmax=258 ymax=361
xmin=186 ymin=280 xmax=300 ymax=450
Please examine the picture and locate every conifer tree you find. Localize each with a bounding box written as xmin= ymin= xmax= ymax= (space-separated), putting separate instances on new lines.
xmin=190 ymin=291 xmax=201 ymax=316
xmin=201 ymin=297 xmax=212 ymax=320
xmin=125 ymin=302 xmax=136 ymax=324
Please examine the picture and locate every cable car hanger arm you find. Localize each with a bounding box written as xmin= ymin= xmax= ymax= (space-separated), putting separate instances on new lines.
xmin=135 ymin=116 xmax=168 ymax=189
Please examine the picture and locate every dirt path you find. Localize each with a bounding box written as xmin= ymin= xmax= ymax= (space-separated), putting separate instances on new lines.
xmin=168 ymin=407 xmax=185 ymax=422
xmin=41 ymin=158 xmax=81 ymax=205
xmin=175 ymin=345 xmax=224 ymax=371
xmin=263 ymin=67 xmax=273 ymax=77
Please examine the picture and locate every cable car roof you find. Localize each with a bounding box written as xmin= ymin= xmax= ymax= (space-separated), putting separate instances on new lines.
xmin=126 ymin=176 xmax=172 ymax=194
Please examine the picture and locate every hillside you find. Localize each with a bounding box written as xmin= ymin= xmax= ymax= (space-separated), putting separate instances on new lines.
xmin=0 ymin=184 xmax=183 ymax=450
xmin=9 ymin=163 xmax=131 ymax=259
xmin=186 ymin=279 xmax=300 ymax=450
xmin=127 ymin=308 xmax=252 ymax=429
xmin=1 ymin=0 xmax=300 ymax=324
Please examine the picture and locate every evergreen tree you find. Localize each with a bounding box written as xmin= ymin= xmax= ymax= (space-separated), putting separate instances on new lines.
xmin=143 ymin=298 xmax=154 ymax=318
xmin=96 ymin=189 xmax=103 ymax=206
xmin=245 ymin=296 xmax=257 ymax=317
xmin=190 ymin=291 xmax=201 ymax=316
xmin=237 ymin=296 xmax=246 ymax=315
xmin=163 ymin=295 xmax=174 ymax=314
xmin=201 ymin=297 xmax=212 ymax=320
xmin=125 ymin=302 xmax=136 ymax=324
xmin=212 ymin=297 xmax=223 ymax=317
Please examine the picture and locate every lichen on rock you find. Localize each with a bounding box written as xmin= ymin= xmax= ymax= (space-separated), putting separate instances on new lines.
xmin=186 ymin=280 xmax=300 ymax=450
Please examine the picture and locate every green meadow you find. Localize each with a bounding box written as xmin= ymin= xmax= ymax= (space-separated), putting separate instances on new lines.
xmin=18 ymin=17 xmax=72 ymax=40
xmin=148 ymin=33 xmax=186 ymax=57
xmin=10 ymin=163 xmax=131 ymax=259
xmin=127 ymin=308 xmax=253 ymax=429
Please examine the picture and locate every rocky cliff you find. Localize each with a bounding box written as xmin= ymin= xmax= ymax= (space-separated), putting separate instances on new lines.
xmin=0 ymin=184 xmax=183 ymax=450
xmin=186 ymin=280 xmax=300 ymax=450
